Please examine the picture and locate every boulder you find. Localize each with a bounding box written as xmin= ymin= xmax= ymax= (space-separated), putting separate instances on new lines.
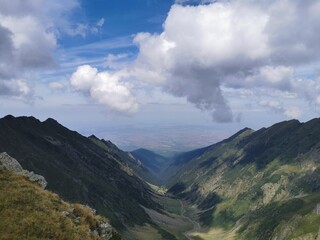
xmin=0 ymin=152 xmax=47 ymax=189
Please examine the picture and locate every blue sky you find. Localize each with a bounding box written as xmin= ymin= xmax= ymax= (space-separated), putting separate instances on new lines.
xmin=62 ymin=0 xmax=173 ymax=46
xmin=1 ymin=0 xmax=320 ymax=153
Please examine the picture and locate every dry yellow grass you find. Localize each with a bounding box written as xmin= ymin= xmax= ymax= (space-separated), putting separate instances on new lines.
xmin=0 ymin=169 xmax=114 ymax=240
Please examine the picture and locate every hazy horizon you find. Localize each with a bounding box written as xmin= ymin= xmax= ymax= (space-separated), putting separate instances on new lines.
xmin=1 ymin=0 xmax=320 ymax=154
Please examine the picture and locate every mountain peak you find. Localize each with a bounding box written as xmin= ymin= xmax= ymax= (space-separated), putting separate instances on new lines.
xmin=89 ymin=134 xmax=100 ymax=140
xmin=3 ymin=114 xmax=15 ymax=120
xmin=220 ymin=127 xmax=254 ymax=144
xmin=44 ymin=117 xmax=60 ymax=125
xmin=1 ymin=115 xmax=42 ymax=126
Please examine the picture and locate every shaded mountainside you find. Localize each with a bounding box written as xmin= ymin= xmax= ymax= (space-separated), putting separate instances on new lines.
xmin=0 ymin=115 xmax=169 ymax=237
xmin=167 ymin=119 xmax=320 ymax=240
xmin=88 ymin=136 xmax=158 ymax=186
xmin=0 ymin=152 xmax=121 ymax=240
xmin=130 ymin=148 xmax=172 ymax=184
xmin=2 ymin=114 xmax=320 ymax=239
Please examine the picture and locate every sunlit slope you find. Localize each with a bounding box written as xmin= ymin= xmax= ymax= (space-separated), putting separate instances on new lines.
xmin=167 ymin=119 xmax=320 ymax=239
xmin=0 ymin=167 xmax=122 ymax=240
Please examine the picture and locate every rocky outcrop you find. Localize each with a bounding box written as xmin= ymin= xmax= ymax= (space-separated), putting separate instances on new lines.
xmin=94 ymin=222 xmax=113 ymax=240
xmin=60 ymin=206 xmax=120 ymax=240
xmin=0 ymin=152 xmax=47 ymax=188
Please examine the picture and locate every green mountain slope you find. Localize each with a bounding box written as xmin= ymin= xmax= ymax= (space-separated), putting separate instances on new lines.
xmin=167 ymin=119 xmax=320 ymax=240
xmin=0 ymin=115 xmax=166 ymax=236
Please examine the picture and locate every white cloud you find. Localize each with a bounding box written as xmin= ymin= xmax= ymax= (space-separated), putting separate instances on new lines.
xmin=61 ymin=0 xmax=319 ymax=120
xmin=96 ymin=18 xmax=105 ymax=27
xmin=48 ymin=82 xmax=65 ymax=91
xmin=259 ymin=100 xmax=282 ymax=111
xmin=65 ymin=23 xmax=88 ymax=37
xmin=284 ymin=107 xmax=302 ymax=119
xmin=259 ymin=100 xmax=302 ymax=119
xmin=109 ymin=0 xmax=320 ymax=122
xmin=0 ymin=0 xmax=106 ymax=100
xmin=175 ymin=0 xmax=217 ymax=4
xmin=105 ymin=53 xmax=129 ymax=70
xmin=128 ymin=2 xmax=272 ymax=122
xmin=0 ymin=79 xmax=31 ymax=97
xmin=316 ymin=96 xmax=320 ymax=106
xmin=70 ymin=65 xmax=138 ymax=114
xmin=240 ymin=66 xmax=295 ymax=91
xmin=0 ymin=0 xmax=79 ymax=99
xmin=65 ymin=18 xmax=105 ymax=37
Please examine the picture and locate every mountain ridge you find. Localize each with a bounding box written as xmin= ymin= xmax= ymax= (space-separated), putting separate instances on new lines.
xmin=165 ymin=118 xmax=320 ymax=239
xmin=0 ymin=115 xmax=167 ymax=236
xmin=1 ymin=114 xmax=320 ymax=240
xmin=130 ymin=148 xmax=171 ymax=184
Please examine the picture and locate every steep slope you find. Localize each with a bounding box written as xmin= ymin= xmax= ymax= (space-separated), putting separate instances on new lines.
xmin=166 ymin=127 xmax=253 ymax=182
xmin=167 ymin=119 xmax=320 ymax=240
xmin=0 ymin=115 xmax=163 ymax=235
xmin=131 ymin=149 xmax=168 ymax=173
xmin=88 ymin=136 xmax=157 ymax=185
xmin=130 ymin=148 xmax=172 ymax=184
xmin=0 ymin=152 xmax=121 ymax=240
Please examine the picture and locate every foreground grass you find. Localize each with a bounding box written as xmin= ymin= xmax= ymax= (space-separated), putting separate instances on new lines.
xmin=0 ymin=169 xmax=120 ymax=240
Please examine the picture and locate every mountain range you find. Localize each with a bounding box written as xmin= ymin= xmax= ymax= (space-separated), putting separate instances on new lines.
xmin=0 ymin=115 xmax=176 ymax=239
xmin=0 ymin=115 xmax=319 ymax=240
xmin=166 ymin=119 xmax=320 ymax=239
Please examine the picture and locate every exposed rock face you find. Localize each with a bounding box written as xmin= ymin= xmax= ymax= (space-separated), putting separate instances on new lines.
xmin=98 ymin=222 xmax=113 ymax=240
xmin=0 ymin=152 xmax=47 ymax=188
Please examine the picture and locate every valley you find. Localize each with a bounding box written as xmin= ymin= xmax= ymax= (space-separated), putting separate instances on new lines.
xmin=2 ymin=1 xmax=320 ymax=239
xmin=0 ymin=115 xmax=320 ymax=240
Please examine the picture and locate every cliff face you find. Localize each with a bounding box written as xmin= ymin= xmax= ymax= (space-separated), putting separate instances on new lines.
xmin=0 ymin=152 xmax=122 ymax=240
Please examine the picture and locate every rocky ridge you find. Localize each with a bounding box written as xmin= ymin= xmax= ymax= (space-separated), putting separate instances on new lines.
xmin=0 ymin=152 xmax=47 ymax=188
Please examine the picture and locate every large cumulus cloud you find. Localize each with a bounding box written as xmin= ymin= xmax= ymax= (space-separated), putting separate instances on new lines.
xmin=72 ymin=0 xmax=320 ymax=120
xmin=70 ymin=65 xmax=138 ymax=114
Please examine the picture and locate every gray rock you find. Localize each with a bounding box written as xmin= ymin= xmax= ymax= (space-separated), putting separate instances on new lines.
xmin=90 ymin=221 xmax=113 ymax=240
xmin=61 ymin=211 xmax=70 ymax=217
xmin=0 ymin=152 xmax=24 ymax=173
xmin=0 ymin=152 xmax=47 ymax=189
xmin=98 ymin=222 xmax=113 ymax=240
xmin=92 ymin=229 xmax=99 ymax=236
xmin=74 ymin=217 xmax=80 ymax=223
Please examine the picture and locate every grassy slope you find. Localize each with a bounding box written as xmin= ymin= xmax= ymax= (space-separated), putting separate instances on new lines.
xmin=0 ymin=169 xmax=121 ymax=240
xmin=0 ymin=116 xmax=178 ymax=240
xmin=238 ymin=193 xmax=320 ymax=240
xmin=167 ymin=119 xmax=320 ymax=240
xmin=0 ymin=116 xmax=158 ymax=231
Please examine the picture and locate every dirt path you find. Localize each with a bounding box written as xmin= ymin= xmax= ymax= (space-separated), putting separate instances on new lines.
xmin=179 ymin=200 xmax=201 ymax=240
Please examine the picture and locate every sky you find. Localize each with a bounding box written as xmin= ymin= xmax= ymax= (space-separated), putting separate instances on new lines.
xmin=1 ymin=0 xmax=320 ymax=154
